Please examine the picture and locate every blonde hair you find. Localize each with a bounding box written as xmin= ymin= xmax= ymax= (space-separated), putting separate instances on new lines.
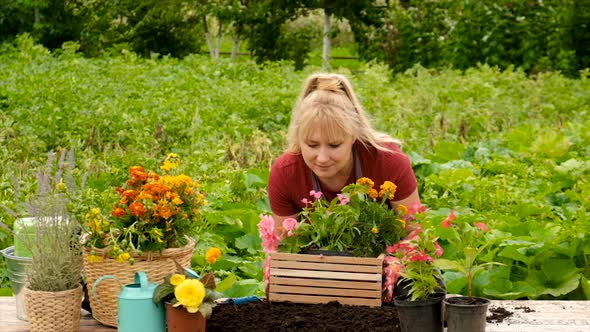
xmin=287 ymin=73 xmax=399 ymax=154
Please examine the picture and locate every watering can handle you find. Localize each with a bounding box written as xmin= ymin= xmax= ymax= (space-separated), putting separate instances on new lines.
xmin=135 ymin=271 xmax=149 ymax=291
xmin=91 ymin=275 xmax=121 ymax=320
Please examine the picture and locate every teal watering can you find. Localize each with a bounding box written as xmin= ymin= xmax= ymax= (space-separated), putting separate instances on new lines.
xmin=92 ymin=272 xmax=165 ymax=332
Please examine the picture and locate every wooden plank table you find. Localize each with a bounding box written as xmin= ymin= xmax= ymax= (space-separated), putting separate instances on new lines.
xmin=1 ymin=296 xmax=589 ymax=331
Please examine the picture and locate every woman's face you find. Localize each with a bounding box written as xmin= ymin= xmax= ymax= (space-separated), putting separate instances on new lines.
xmin=300 ymin=123 xmax=355 ymax=181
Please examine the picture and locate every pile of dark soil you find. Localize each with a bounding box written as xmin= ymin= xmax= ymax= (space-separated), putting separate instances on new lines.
xmin=207 ymin=300 xmax=401 ymax=332
xmin=208 ymin=299 xmax=516 ymax=331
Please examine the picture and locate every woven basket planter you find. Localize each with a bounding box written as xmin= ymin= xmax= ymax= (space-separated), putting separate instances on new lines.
xmin=24 ymin=284 xmax=83 ymax=332
xmin=82 ymin=238 xmax=195 ymax=327
xmin=268 ymin=252 xmax=384 ymax=307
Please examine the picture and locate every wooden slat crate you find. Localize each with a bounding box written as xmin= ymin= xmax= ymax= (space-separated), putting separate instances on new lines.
xmin=268 ymin=252 xmax=383 ymax=307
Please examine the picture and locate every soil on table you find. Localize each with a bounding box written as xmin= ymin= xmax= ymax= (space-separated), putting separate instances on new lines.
xmin=207 ymin=300 xmax=401 ymax=332
xmin=207 ymin=299 xmax=517 ymax=331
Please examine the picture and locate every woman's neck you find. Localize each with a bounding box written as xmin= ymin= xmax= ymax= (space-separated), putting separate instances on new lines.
xmin=316 ymin=155 xmax=354 ymax=193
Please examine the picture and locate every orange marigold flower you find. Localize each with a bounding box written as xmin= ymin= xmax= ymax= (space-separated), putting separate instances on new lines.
xmin=123 ymin=189 xmax=138 ymax=200
xmin=397 ymin=218 xmax=407 ymax=229
xmin=368 ymin=188 xmax=378 ymax=200
xmin=205 ymin=247 xmax=221 ymax=264
xmin=157 ymin=205 xmax=173 ymax=219
xmin=111 ymin=207 xmax=126 ymax=218
xmin=395 ymin=204 xmax=408 ymax=216
xmin=356 ymin=177 xmax=375 ymax=189
xmin=137 ymin=191 xmax=154 ymax=201
xmin=129 ymin=166 xmax=148 ymax=181
xmin=129 ymin=202 xmax=146 ymax=217
xmin=379 ymin=181 xmax=397 ymax=200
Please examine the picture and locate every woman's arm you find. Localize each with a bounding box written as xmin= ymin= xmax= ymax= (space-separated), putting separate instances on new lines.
xmin=391 ymin=188 xmax=421 ymax=233
xmin=391 ymin=188 xmax=420 ymax=209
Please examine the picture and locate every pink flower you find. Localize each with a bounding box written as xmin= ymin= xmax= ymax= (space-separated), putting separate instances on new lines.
xmin=263 ymin=256 xmax=272 ymax=285
xmin=282 ymin=218 xmax=298 ymax=237
xmin=408 ymin=202 xmax=426 ymax=215
xmin=309 ymin=190 xmax=323 ymax=200
xmin=386 ymin=241 xmax=414 ymax=254
xmin=257 ymin=214 xmax=280 ymax=254
xmin=336 ymin=193 xmax=350 ymax=206
xmin=474 ymin=222 xmax=489 ymax=231
xmin=406 ymin=228 xmax=422 ymax=240
xmin=382 ymin=256 xmax=404 ymax=303
xmin=441 ymin=210 xmax=455 ymax=228
xmin=408 ymin=251 xmax=433 ymax=263
xmin=434 ymin=241 xmax=444 ymax=257
xmin=301 ymin=198 xmax=311 ymax=205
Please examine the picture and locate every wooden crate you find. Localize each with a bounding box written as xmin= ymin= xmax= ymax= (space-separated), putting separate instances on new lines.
xmin=268 ymin=252 xmax=383 ymax=307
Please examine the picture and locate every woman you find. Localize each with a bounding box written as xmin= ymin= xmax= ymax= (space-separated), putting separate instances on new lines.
xmin=268 ymin=73 xmax=420 ymax=232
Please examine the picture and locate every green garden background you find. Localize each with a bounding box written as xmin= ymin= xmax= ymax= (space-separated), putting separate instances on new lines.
xmin=1 ymin=1 xmax=589 ymax=300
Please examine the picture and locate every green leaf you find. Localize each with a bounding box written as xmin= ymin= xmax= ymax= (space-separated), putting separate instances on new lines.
xmin=222 ymin=279 xmax=263 ymax=298
xmin=433 ymin=258 xmax=465 ymax=273
xmin=216 ymin=273 xmax=238 ymax=293
xmin=431 ymin=141 xmax=465 ymax=162
xmin=580 ymin=277 xmax=590 ymax=300
xmin=152 ymin=283 xmax=175 ymax=304
xmin=541 ymin=258 xmax=579 ymax=284
xmin=235 ymin=234 xmax=262 ymax=255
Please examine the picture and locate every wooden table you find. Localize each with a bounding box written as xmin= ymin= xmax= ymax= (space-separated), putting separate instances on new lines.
xmin=1 ymin=296 xmax=589 ymax=331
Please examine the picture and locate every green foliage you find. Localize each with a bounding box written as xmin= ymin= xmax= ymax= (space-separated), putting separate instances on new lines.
xmin=361 ymin=0 xmax=589 ymax=77
xmin=0 ymin=45 xmax=588 ymax=298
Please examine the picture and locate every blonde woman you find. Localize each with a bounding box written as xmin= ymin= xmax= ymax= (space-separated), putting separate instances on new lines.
xmin=268 ymin=73 xmax=420 ymax=231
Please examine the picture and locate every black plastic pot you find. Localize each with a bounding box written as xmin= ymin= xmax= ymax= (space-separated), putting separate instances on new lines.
xmin=393 ymin=293 xmax=445 ymax=332
xmin=443 ymin=296 xmax=490 ymax=332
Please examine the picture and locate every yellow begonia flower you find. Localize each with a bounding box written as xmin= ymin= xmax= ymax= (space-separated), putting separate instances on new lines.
xmin=173 ymin=279 xmax=205 ymax=313
xmin=86 ymin=255 xmax=102 ymax=263
xmin=205 ymin=247 xmax=221 ymax=264
xmin=170 ymin=274 xmax=186 ymax=286
xmin=371 ymin=227 xmax=379 ymax=234
xmin=116 ymin=252 xmax=131 ymax=263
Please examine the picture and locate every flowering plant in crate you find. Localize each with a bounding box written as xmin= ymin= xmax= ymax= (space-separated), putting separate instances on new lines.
xmin=274 ymin=177 xmax=408 ymax=257
xmin=83 ymin=154 xmax=207 ymax=263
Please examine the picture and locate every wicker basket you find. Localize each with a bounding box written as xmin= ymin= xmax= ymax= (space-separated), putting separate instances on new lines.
xmin=25 ymin=284 xmax=83 ymax=332
xmin=82 ymin=238 xmax=195 ymax=327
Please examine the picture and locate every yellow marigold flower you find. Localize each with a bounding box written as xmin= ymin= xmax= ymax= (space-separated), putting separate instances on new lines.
xmin=172 ymin=197 xmax=183 ymax=205
xmin=396 ymin=204 xmax=408 ymax=216
xmin=397 ymin=218 xmax=407 ymax=229
xmin=205 ymin=247 xmax=222 ymax=264
xmin=368 ymin=188 xmax=378 ymax=199
xmin=371 ymin=227 xmax=379 ymax=234
xmin=91 ymin=208 xmax=100 ymax=215
xmin=86 ymin=255 xmax=103 ymax=263
xmin=170 ymin=274 xmax=186 ymax=286
xmin=173 ymin=279 xmax=205 ymax=313
xmin=116 ymin=252 xmax=131 ymax=263
xmin=379 ymin=181 xmax=397 ymax=200
xmin=356 ymin=177 xmax=375 ymax=189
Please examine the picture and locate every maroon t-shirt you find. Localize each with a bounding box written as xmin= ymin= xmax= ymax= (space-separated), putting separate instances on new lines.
xmin=268 ymin=142 xmax=417 ymax=216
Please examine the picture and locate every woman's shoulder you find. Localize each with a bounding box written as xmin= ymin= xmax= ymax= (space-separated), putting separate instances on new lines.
xmin=270 ymin=152 xmax=306 ymax=178
xmin=357 ymin=141 xmax=407 ymax=160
